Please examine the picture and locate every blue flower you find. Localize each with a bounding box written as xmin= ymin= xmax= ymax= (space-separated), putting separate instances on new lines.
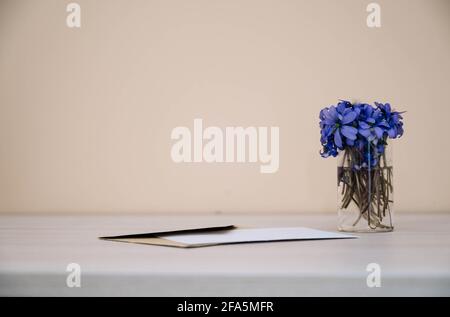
xmin=357 ymin=106 xmax=390 ymax=143
xmin=320 ymin=136 xmax=339 ymax=158
xmin=375 ymin=102 xmax=404 ymax=138
xmin=320 ymin=101 xmax=358 ymax=150
xmin=319 ymin=100 xmax=405 ymax=165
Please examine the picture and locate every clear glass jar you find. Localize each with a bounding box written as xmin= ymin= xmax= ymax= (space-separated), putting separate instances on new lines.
xmin=337 ymin=140 xmax=394 ymax=232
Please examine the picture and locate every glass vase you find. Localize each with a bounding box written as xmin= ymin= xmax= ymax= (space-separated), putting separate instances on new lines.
xmin=337 ymin=141 xmax=394 ymax=232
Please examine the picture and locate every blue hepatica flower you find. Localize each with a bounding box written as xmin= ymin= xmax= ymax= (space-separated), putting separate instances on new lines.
xmin=319 ymin=100 xmax=405 ymax=163
xmin=320 ymin=101 xmax=358 ymax=151
xmin=375 ymin=102 xmax=404 ymax=138
xmin=356 ymin=105 xmax=390 ymax=143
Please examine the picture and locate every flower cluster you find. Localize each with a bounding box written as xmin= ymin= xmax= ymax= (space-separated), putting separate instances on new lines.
xmin=319 ymin=100 xmax=404 ymax=166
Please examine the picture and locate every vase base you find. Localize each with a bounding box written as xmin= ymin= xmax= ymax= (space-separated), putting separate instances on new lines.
xmin=338 ymin=226 xmax=394 ymax=233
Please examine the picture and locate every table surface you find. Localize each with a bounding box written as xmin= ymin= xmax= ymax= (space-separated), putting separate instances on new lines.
xmin=1 ymin=212 xmax=449 ymax=296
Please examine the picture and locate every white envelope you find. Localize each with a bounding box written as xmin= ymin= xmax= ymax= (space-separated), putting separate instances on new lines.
xmin=100 ymin=225 xmax=356 ymax=248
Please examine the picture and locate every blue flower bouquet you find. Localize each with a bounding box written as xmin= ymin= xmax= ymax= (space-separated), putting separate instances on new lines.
xmin=320 ymin=100 xmax=404 ymax=232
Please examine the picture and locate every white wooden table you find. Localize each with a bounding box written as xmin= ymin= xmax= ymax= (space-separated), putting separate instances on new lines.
xmin=0 ymin=213 xmax=449 ymax=296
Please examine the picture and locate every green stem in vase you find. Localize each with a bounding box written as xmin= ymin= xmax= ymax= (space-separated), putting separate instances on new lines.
xmin=338 ymin=145 xmax=393 ymax=231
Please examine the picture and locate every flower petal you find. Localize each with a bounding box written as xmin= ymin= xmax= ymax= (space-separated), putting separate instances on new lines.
xmin=358 ymin=128 xmax=371 ymax=138
xmin=388 ymin=128 xmax=397 ymax=138
xmin=378 ymin=120 xmax=390 ymax=128
xmin=341 ymin=125 xmax=358 ymax=140
xmin=341 ymin=111 xmax=357 ymax=124
xmin=324 ymin=106 xmax=337 ymax=123
xmin=336 ymin=102 xmax=347 ymax=114
xmin=374 ymin=127 xmax=384 ymax=139
xmin=385 ymin=103 xmax=391 ymax=113
xmin=358 ymin=121 xmax=370 ymax=129
xmin=334 ymin=129 xmax=343 ymax=149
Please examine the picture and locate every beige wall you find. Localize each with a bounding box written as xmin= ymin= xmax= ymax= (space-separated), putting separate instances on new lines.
xmin=0 ymin=0 xmax=449 ymax=213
